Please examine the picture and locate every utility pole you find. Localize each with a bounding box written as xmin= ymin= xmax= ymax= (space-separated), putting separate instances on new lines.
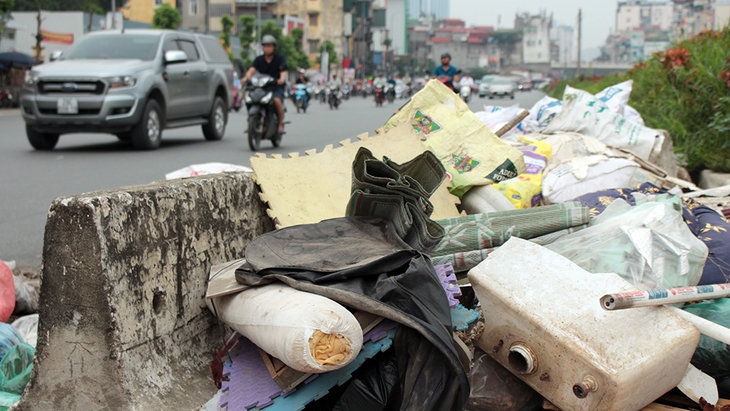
xmin=576 ymin=8 xmax=581 ymax=77
xmin=256 ymin=1 xmax=261 ymax=55
xmin=111 ymin=0 xmax=115 ymax=29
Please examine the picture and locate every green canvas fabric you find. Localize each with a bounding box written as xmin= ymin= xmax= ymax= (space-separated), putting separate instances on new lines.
xmin=432 ymin=202 xmax=590 ymax=257
xmin=346 ymin=147 xmax=447 ymax=254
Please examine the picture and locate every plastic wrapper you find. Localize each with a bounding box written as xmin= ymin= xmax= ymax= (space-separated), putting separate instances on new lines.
xmin=683 ymin=298 xmax=730 ymax=380
xmin=12 ymin=273 xmax=39 ymax=315
xmin=331 ymin=350 xmax=400 ymax=411
xmin=545 ymin=198 xmax=708 ymax=290
xmin=475 ymin=104 xmax=525 ymax=137
xmin=385 ymin=79 xmax=526 ymax=197
xmin=208 ymin=283 xmax=363 ymax=374
xmin=0 ymin=324 xmax=23 ymax=363
xmin=11 ymin=314 xmax=38 ymax=348
xmin=493 ymin=139 xmax=552 ymax=209
xmin=466 ymin=349 xmax=541 ymax=411
xmin=0 ymin=342 xmax=34 ymax=394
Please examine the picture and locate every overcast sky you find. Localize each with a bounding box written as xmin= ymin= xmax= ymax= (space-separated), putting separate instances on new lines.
xmin=449 ymin=0 xmax=619 ymax=51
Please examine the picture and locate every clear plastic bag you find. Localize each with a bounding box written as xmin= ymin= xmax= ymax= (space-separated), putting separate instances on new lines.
xmin=545 ymin=198 xmax=708 ymax=290
xmin=0 ymin=342 xmax=34 ymax=394
xmin=0 ymin=324 xmax=23 ymax=362
xmin=11 ymin=314 xmax=38 ymax=348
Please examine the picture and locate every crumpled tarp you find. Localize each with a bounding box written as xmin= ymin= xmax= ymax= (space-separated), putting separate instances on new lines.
xmin=235 ymin=216 xmax=469 ymax=411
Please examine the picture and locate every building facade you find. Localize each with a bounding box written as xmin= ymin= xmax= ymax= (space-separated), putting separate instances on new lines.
xmin=121 ymin=0 xmax=176 ymax=24
xmin=515 ymin=12 xmax=551 ymax=64
xmin=549 ymin=24 xmax=574 ymax=64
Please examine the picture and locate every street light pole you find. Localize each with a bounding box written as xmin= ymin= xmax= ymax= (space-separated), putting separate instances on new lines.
xmin=111 ymin=0 xmax=115 ymax=29
xmin=257 ymin=1 xmax=261 ymax=55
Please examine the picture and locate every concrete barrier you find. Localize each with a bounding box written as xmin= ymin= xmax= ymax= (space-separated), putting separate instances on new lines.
xmin=13 ymin=172 xmax=274 ymax=411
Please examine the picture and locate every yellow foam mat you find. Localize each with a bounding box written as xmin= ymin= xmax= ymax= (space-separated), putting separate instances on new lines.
xmin=251 ymin=121 xmax=462 ymax=229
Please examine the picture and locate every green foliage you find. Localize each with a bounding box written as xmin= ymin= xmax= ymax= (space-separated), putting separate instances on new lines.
xmin=219 ymin=14 xmax=234 ymax=56
xmin=466 ymin=67 xmax=495 ymax=79
xmin=152 ymin=3 xmax=180 ymax=30
xmin=238 ymin=14 xmax=255 ymax=67
xmin=317 ymin=40 xmax=338 ymax=66
xmin=0 ymin=0 xmax=14 ymax=13
xmin=255 ymin=20 xmax=309 ymax=70
xmin=627 ymin=28 xmax=730 ymax=172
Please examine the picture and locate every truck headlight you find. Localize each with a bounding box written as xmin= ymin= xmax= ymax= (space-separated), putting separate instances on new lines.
xmin=24 ymin=71 xmax=38 ymax=89
xmin=105 ymin=76 xmax=137 ymax=89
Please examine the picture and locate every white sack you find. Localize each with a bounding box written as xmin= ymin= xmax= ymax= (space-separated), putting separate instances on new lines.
xmin=544 ymin=87 xmax=662 ymax=160
xmin=542 ymin=156 xmax=640 ymax=204
xmin=209 ymin=283 xmax=363 ymax=373
xmin=594 ymin=80 xmax=633 ymax=113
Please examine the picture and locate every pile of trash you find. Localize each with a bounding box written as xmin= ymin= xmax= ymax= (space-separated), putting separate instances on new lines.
xmin=202 ymin=79 xmax=730 ymax=411
xmin=0 ymin=260 xmax=39 ymax=411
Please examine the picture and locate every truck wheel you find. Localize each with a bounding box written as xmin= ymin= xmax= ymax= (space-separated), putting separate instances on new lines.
xmin=26 ymin=125 xmax=59 ymax=150
xmin=130 ymin=99 xmax=162 ymax=150
xmin=202 ymin=96 xmax=227 ymax=141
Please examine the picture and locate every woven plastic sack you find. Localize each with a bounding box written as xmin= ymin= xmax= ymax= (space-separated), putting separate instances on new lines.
xmin=386 ymin=79 xmax=526 ymax=197
xmin=0 ymin=342 xmax=34 ymax=394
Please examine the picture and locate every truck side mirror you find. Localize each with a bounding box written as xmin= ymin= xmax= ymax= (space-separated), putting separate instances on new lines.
xmin=49 ymin=51 xmax=63 ymax=62
xmin=164 ymin=50 xmax=187 ymax=65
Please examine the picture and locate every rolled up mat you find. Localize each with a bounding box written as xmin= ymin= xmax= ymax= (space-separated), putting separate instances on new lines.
xmin=431 ymin=201 xmax=590 ymax=256
xmin=208 ymin=283 xmax=363 ymax=374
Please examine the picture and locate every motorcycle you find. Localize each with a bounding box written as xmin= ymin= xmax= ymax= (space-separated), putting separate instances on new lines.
xmin=341 ymin=83 xmax=351 ymax=100
xmin=0 ymin=89 xmax=13 ymax=109
xmin=244 ymin=74 xmax=282 ymax=151
xmin=293 ymin=83 xmax=309 ymax=113
xmin=374 ymin=85 xmax=385 ymax=107
xmin=328 ymin=86 xmax=340 ymax=110
xmin=459 ymin=84 xmax=472 ymax=103
xmin=385 ymin=84 xmax=395 ymax=104
xmin=319 ymin=86 xmax=327 ymax=104
xmin=362 ymin=83 xmax=372 ymax=99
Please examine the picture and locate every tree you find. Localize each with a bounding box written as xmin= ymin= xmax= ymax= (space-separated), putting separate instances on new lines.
xmin=317 ymin=40 xmax=338 ymax=66
xmin=13 ymin=0 xmax=106 ymax=11
xmin=382 ymin=37 xmax=391 ymax=71
xmin=85 ymin=0 xmax=102 ymax=32
xmin=289 ymin=27 xmax=310 ymax=69
xmin=238 ymin=14 xmax=255 ymax=67
xmin=0 ymin=0 xmax=14 ymax=37
xmin=219 ymin=14 xmax=234 ymax=61
xmin=152 ymin=3 xmax=180 ymax=30
xmin=257 ymin=20 xmax=309 ymax=70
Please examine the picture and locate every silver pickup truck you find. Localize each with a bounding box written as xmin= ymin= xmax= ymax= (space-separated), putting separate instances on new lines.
xmin=21 ymin=29 xmax=233 ymax=150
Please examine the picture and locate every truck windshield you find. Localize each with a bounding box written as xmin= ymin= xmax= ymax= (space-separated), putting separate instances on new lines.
xmin=63 ymin=34 xmax=161 ymax=61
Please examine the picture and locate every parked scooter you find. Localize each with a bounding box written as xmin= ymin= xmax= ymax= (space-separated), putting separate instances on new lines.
xmin=328 ymin=86 xmax=340 ymax=110
xmin=294 ymin=83 xmax=309 ymax=113
xmin=244 ymin=74 xmax=282 ymax=151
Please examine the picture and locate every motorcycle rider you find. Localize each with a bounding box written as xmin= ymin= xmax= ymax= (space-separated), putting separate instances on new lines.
xmin=433 ymin=52 xmax=458 ymax=90
xmin=459 ymin=72 xmax=475 ymax=90
xmin=294 ymin=68 xmax=310 ymax=108
xmin=373 ymin=73 xmax=388 ymax=89
xmin=243 ymin=34 xmax=287 ymax=134
xmin=327 ymin=73 xmax=342 ymax=106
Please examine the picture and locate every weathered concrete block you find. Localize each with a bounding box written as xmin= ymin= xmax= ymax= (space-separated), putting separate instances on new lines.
xmin=13 ymin=172 xmax=274 ymax=411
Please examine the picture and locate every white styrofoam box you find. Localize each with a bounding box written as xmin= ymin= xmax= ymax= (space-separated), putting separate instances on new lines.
xmin=468 ymin=237 xmax=700 ymax=411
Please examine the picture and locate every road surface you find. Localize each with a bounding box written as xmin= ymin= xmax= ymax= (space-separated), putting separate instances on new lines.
xmin=0 ymin=89 xmax=545 ymax=266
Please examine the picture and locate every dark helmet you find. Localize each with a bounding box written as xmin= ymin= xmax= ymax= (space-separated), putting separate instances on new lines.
xmin=441 ymin=53 xmax=451 ymax=59
xmin=262 ymin=34 xmax=277 ymax=46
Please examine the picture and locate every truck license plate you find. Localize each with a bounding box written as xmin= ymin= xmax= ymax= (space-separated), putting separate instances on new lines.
xmin=57 ymin=97 xmax=78 ymax=114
